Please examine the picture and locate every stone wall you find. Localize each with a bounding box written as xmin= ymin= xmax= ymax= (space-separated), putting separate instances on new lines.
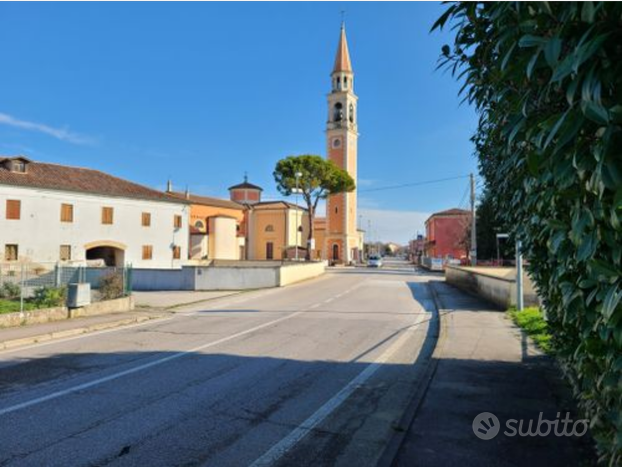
xmin=131 ymin=262 xmax=325 ymax=291
xmin=0 ymin=296 xmax=134 ymax=328
xmin=445 ymin=266 xmax=539 ymax=309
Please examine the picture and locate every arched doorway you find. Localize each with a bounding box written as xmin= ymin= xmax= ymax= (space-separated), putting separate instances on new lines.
xmin=85 ymin=241 xmax=126 ymax=267
xmin=332 ymin=244 xmax=339 ymax=261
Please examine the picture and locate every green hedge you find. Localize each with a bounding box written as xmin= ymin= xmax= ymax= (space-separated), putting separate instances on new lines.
xmin=434 ymin=2 xmax=621 ymax=464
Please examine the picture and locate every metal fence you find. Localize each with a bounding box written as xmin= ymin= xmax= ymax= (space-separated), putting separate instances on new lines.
xmin=0 ymin=262 xmax=132 ymax=304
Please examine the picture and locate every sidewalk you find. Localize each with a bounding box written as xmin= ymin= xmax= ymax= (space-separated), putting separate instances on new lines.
xmin=392 ymin=280 xmax=594 ymax=467
xmin=0 ymin=310 xmax=167 ymax=350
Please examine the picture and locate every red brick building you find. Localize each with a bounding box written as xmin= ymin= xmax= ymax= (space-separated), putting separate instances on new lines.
xmin=424 ymin=208 xmax=471 ymax=260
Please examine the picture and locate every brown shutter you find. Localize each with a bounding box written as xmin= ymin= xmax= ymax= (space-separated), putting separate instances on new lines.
xmin=173 ymin=246 xmax=181 ymax=260
xmin=102 ymin=207 xmax=114 ymax=224
xmin=142 ymin=245 xmax=153 ymax=260
xmin=142 ymin=212 xmax=151 ymax=227
xmin=6 ymin=200 xmax=21 ymax=220
xmin=61 ymin=204 xmax=74 ymax=222
xmin=174 ymin=215 xmax=182 ymax=229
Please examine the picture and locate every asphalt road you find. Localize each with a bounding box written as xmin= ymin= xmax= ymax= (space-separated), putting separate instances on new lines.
xmin=0 ymin=262 xmax=438 ymax=467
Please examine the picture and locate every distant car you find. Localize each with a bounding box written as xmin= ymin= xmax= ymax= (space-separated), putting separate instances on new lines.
xmin=368 ymin=255 xmax=383 ymax=268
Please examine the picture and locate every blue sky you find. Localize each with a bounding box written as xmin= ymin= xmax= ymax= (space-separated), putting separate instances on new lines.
xmin=0 ymin=2 xmax=478 ymax=243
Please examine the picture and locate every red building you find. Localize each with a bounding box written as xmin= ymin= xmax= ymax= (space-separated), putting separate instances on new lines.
xmin=424 ymin=208 xmax=471 ymax=260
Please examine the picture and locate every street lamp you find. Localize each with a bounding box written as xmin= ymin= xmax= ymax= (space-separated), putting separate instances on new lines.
xmin=294 ymin=171 xmax=302 ymax=261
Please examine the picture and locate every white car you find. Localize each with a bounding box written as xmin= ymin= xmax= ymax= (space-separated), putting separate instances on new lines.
xmin=368 ymin=255 xmax=383 ymax=268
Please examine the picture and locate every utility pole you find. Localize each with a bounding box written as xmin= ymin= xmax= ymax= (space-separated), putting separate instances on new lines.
xmin=294 ymin=172 xmax=302 ymax=261
xmin=516 ymin=239 xmax=524 ymax=311
xmin=470 ymin=173 xmax=477 ymax=266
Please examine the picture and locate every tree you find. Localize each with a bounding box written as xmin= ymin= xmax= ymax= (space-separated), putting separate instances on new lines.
xmin=476 ymin=189 xmax=511 ymax=262
xmin=273 ymin=155 xmax=355 ymax=259
xmin=435 ymin=3 xmax=622 ymax=463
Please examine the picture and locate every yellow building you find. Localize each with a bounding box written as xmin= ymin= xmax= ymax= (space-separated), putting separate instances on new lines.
xmin=166 ymin=187 xmax=246 ymax=261
xmin=246 ymin=201 xmax=309 ymax=260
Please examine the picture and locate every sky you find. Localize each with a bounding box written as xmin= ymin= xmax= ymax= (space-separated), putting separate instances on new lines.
xmin=0 ymin=2 xmax=478 ymax=244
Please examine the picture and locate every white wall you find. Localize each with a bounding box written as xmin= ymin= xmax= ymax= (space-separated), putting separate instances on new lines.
xmin=0 ymin=185 xmax=189 ymax=269
xmin=208 ymin=216 xmax=238 ymax=260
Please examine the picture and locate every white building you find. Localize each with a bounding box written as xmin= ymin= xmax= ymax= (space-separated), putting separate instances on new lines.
xmin=0 ymin=156 xmax=190 ymax=269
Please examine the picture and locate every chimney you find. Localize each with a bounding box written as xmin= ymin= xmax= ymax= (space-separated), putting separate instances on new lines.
xmin=166 ymin=179 xmax=173 ymax=193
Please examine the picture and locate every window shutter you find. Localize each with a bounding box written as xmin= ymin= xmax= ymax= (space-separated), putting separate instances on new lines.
xmin=142 ymin=245 xmax=153 ymax=260
xmin=61 ymin=204 xmax=74 ymax=222
xmin=6 ymin=200 xmax=21 ymax=220
xmin=102 ymin=207 xmax=114 ymax=225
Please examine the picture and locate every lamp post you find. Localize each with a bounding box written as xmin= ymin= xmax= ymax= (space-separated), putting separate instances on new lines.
xmin=295 ymin=171 xmax=302 ymax=261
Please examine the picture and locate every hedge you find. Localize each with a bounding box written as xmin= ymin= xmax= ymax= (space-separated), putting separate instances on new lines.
xmin=433 ymin=2 xmax=621 ymax=464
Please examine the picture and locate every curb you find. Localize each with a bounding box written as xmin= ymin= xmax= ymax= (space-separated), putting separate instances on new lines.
xmin=0 ymin=314 xmax=164 ymax=351
xmin=376 ymin=280 xmax=449 ymax=467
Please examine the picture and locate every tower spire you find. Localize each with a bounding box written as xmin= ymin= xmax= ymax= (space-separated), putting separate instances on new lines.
xmin=332 ymin=23 xmax=353 ymax=74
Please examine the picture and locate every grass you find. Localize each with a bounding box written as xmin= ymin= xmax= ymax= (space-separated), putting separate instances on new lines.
xmin=0 ymin=299 xmax=37 ymax=314
xmin=508 ymin=306 xmax=553 ymax=354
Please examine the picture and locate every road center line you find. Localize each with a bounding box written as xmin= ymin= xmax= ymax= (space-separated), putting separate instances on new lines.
xmin=248 ymin=310 xmax=427 ymax=467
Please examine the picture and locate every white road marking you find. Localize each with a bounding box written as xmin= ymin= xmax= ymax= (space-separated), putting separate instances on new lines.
xmin=0 ymin=310 xmax=306 ymax=417
xmin=249 ymin=311 xmax=427 ymax=467
xmin=0 ymin=281 xmax=367 ymax=416
xmin=0 ymin=285 xmax=293 ymax=355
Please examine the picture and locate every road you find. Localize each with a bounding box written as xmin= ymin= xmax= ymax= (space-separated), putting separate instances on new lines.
xmin=0 ymin=261 xmax=438 ymax=467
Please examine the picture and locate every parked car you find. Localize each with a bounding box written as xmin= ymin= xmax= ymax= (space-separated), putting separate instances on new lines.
xmin=368 ymin=255 xmax=383 ymax=268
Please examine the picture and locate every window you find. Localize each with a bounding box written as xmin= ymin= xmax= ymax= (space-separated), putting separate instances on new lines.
xmin=102 ymin=207 xmax=114 ymax=225
xmin=4 ymin=244 xmax=18 ymax=261
xmin=335 ymin=206 xmax=339 ymax=214
xmin=142 ymin=212 xmax=151 ymax=227
xmin=6 ymin=200 xmax=21 ymax=220
xmin=333 ymin=102 xmax=343 ymax=122
xmin=173 ymin=245 xmax=181 ymax=260
xmin=266 ymin=242 xmax=274 ymax=260
xmin=142 ymin=245 xmax=153 ymax=260
xmin=174 ymin=215 xmax=182 ymax=229
xmin=265 ymin=224 xmax=274 ymax=232
xmin=60 ymin=203 xmax=74 ymax=223
xmin=14 ymin=161 xmax=26 ymax=173
xmin=60 ymin=245 xmax=72 ymax=261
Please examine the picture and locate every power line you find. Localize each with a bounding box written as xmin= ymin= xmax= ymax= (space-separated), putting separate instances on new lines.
xmin=358 ymin=174 xmax=470 ymax=193
xmin=458 ymin=180 xmax=470 ymax=209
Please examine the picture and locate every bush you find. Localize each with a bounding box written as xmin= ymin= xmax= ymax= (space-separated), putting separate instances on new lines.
xmin=435 ymin=3 xmax=621 ymax=464
xmin=99 ymin=272 xmax=125 ymax=300
xmin=0 ymin=282 xmax=21 ymax=300
xmin=508 ymin=307 xmax=552 ymax=354
xmin=32 ymin=286 xmax=67 ymax=309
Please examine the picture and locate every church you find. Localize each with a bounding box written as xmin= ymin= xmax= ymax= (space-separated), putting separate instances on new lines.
xmin=169 ymin=24 xmax=364 ymax=264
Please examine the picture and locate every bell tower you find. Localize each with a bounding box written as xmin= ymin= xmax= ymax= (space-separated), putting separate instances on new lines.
xmin=326 ymin=23 xmax=359 ymax=263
